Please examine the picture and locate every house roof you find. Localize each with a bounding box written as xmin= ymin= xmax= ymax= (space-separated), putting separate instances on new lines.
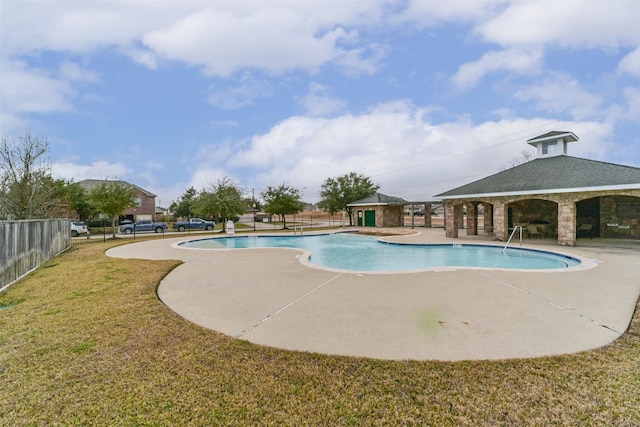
xmin=348 ymin=193 xmax=409 ymax=206
xmin=436 ymin=155 xmax=640 ymax=199
xmin=526 ymin=130 xmax=578 ymax=145
xmin=77 ymin=179 xmax=156 ymax=197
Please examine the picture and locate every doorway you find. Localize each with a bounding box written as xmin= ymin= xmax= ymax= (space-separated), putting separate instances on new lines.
xmin=364 ymin=210 xmax=376 ymax=227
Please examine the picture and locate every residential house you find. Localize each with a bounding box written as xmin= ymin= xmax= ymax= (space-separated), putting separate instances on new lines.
xmin=78 ymin=179 xmax=158 ymax=222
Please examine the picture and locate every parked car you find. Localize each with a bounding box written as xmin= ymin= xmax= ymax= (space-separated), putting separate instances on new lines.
xmin=172 ymin=218 xmax=215 ymax=232
xmin=119 ymin=220 xmax=168 ymax=234
xmin=70 ymin=221 xmax=88 ymax=237
xmin=413 ymin=210 xmax=425 ymax=216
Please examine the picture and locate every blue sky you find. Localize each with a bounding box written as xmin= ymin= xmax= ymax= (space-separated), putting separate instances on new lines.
xmin=2 ymin=1 xmax=639 ymax=206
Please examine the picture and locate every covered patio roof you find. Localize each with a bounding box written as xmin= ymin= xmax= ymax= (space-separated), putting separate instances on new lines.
xmin=348 ymin=192 xmax=409 ymax=206
xmin=436 ymin=156 xmax=640 ymax=199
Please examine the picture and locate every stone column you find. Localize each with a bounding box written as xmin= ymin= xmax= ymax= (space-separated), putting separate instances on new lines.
xmin=444 ymin=201 xmax=459 ymax=238
xmin=557 ymin=201 xmax=576 ymax=246
xmin=456 ymin=205 xmax=464 ymax=230
xmin=466 ymin=203 xmax=478 ymax=235
xmin=483 ymin=203 xmax=493 ymax=233
xmin=493 ymin=202 xmax=507 ymax=241
xmin=424 ymin=203 xmax=432 ymax=228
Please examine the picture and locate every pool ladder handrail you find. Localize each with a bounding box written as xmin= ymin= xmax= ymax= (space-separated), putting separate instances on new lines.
xmin=502 ymin=225 xmax=523 ymax=254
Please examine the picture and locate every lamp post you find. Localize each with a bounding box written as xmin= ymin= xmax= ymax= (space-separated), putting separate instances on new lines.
xmin=253 ymin=203 xmax=256 ymax=232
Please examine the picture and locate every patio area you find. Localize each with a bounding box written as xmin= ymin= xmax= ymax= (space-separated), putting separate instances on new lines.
xmin=106 ymin=228 xmax=640 ymax=361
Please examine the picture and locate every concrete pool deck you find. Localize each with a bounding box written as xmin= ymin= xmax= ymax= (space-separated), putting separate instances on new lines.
xmin=106 ymin=229 xmax=640 ymax=361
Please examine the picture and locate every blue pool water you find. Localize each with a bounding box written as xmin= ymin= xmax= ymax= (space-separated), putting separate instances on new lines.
xmin=179 ymin=233 xmax=581 ymax=272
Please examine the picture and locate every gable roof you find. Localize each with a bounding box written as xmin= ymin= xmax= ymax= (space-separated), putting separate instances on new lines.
xmin=436 ymin=155 xmax=640 ymax=199
xmin=348 ymin=193 xmax=409 ymax=206
xmin=77 ymin=179 xmax=156 ymax=197
xmin=526 ymin=130 xmax=578 ymax=145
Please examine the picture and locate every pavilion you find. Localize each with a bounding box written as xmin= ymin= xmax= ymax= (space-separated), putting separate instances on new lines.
xmin=436 ymin=131 xmax=640 ymax=246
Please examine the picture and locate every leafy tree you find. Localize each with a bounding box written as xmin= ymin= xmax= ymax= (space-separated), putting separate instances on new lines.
xmin=318 ymin=172 xmax=379 ymax=226
xmin=261 ymin=183 xmax=305 ymax=229
xmin=192 ymin=177 xmax=245 ymax=231
xmin=0 ymin=132 xmax=61 ymax=219
xmin=60 ymin=181 xmax=95 ymax=220
xmin=244 ymin=196 xmax=262 ymax=212
xmin=89 ymin=181 xmax=137 ymax=238
xmin=170 ymin=186 xmax=197 ymax=219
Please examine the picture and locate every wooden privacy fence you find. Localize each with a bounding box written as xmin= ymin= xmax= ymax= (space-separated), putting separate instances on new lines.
xmin=0 ymin=219 xmax=71 ymax=292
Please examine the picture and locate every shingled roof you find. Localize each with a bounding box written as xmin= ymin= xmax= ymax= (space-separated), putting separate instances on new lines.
xmin=77 ymin=179 xmax=156 ymax=197
xmin=436 ymin=155 xmax=640 ymax=199
xmin=526 ymin=130 xmax=578 ymax=145
xmin=348 ymin=193 xmax=409 ymax=206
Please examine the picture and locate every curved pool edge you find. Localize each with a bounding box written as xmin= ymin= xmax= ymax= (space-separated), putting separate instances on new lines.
xmin=106 ymin=231 xmax=640 ymax=361
xmin=171 ymin=233 xmax=599 ymax=275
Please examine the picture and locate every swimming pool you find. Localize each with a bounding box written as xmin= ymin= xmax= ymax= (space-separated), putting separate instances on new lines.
xmin=178 ymin=233 xmax=581 ymax=272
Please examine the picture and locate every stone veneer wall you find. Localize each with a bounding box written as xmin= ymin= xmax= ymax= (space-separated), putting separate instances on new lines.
xmin=354 ymin=205 xmax=405 ymax=228
xmin=443 ymin=188 xmax=640 ymax=246
xmin=600 ymin=195 xmax=640 ymax=239
xmin=510 ymin=199 xmax=558 ymax=225
xmin=379 ymin=205 xmax=405 ymax=227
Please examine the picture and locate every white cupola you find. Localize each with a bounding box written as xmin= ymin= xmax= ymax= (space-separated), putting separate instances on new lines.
xmin=526 ymin=131 xmax=579 ymax=158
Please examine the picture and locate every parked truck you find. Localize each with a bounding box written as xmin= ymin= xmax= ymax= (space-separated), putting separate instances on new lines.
xmin=172 ymin=218 xmax=216 ymax=232
xmin=119 ymin=220 xmax=168 ymax=234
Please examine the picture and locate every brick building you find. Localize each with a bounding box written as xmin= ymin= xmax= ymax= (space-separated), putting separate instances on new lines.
xmin=78 ymin=179 xmax=158 ymax=222
xmin=436 ymin=131 xmax=640 ymax=246
xmin=348 ymin=193 xmax=408 ymax=228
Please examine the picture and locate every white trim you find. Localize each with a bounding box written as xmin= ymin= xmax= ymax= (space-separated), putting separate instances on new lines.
xmin=439 ymin=183 xmax=640 ymax=200
xmin=527 ymin=131 xmax=578 ymax=144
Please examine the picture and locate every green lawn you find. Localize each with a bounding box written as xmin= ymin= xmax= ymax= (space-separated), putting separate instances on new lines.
xmin=1 ymin=240 xmax=639 ymax=426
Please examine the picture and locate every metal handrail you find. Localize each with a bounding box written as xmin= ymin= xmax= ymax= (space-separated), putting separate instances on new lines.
xmin=502 ymin=225 xmax=523 ymax=253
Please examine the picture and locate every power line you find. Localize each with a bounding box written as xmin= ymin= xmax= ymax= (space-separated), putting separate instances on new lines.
xmin=365 ymin=121 xmax=560 ymax=179
xmin=294 ymin=121 xmax=561 ymax=196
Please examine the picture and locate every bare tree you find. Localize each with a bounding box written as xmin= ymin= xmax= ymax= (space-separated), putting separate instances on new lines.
xmin=0 ymin=132 xmax=60 ymax=219
xmin=499 ymin=149 xmax=536 ymax=171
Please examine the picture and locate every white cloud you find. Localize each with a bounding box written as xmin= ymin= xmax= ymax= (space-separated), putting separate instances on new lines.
xmin=0 ymin=58 xmax=73 ymax=116
xmin=451 ymin=48 xmax=543 ymax=89
xmin=622 ymin=87 xmax=640 ymax=121
xmin=4 ymin=0 xmax=632 ymax=207
xmin=125 ymin=49 xmax=159 ymax=69
xmin=58 ymin=60 xmax=100 ymax=83
xmin=51 ymin=160 xmax=131 ymax=182
xmin=219 ymin=102 xmax=612 ymax=202
xmin=618 ymin=48 xmax=640 ymax=77
xmin=0 ymin=111 xmax=29 ymax=135
xmin=188 ymin=166 xmax=233 ymax=193
xmin=478 ymin=1 xmax=640 ymax=49
xmin=514 ymin=74 xmax=602 ymax=120
xmin=397 ymin=0 xmax=499 ymax=27
xmin=0 ymin=58 xmax=103 ymax=134
xmin=2 ymin=1 xmax=389 ymax=76
xmin=142 ymin=7 xmax=380 ymax=77
xmin=0 ymin=2 xmax=197 ymax=55
xmin=207 ymin=74 xmax=272 ymax=110
xmin=298 ymin=83 xmax=348 ymax=117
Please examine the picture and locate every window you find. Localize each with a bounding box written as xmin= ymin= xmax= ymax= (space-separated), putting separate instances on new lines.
xmin=542 ymin=141 xmax=557 ymax=155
